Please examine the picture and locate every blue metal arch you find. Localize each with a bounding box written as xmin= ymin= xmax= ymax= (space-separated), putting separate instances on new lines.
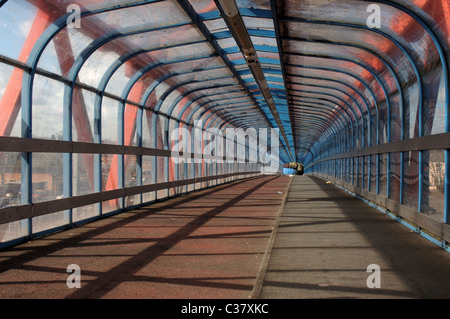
xmin=292 ymin=113 xmax=343 ymax=157
xmin=366 ymin=0 xmax=449 ymax=219
xmin=289 ymin=83 xmax=363 ymax=132
xmin=286 ymin=51 xmax=392 ymax=146
xmin=291 ymin=104 xmax=348 ymax=138
xmin=291 ymin=101 xmax=351 ymax=141
xmin=285 ymin=36 xmax=406 ymax=144
xmin=285 ymin=62 xmax=380 ymax=147
xmin=293 ymin=117 xmax=340 ymax=144
xmin=286 ymin=72 xmax=372 ymax=148
xmin=279 ymin=15 xmax=427 ymax=145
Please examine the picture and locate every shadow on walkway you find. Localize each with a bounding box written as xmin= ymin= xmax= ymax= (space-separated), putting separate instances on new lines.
xmin=259 ymin=175 xmax=450 ymax=299
xmin=0 ymin=175 xmax=291 ymax=299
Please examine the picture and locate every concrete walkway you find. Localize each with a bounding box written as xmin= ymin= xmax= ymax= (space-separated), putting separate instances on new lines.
xmin=1 ymin=174 xmax=450 ymax=300
xmin=258 ymin=175 xmax=450 ymax=299
xmin=0 ymin=175 xmax=290 ymax=299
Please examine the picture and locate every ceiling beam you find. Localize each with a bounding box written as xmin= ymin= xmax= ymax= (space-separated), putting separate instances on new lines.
xmin=175 ymin=0 xmax=272 ymax=131
xmin=213 ymin=0 xmax=294 ymax=161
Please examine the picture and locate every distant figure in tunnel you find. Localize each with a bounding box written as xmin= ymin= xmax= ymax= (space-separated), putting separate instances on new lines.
xmin=283 ymin=162 xmax=304 ymax=175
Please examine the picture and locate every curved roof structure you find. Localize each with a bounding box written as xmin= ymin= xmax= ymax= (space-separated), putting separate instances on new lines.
xmin=0 ymin=0 xmax=449 ymax=246
xmin=1 ymin=0 xmax=448 ymax=161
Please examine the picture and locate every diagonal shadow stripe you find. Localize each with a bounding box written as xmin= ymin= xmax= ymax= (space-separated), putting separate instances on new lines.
xmin=0 ymin=177 xmax=262 ymax=273
xmin=66 ymin=176 xmax=281 ymax=298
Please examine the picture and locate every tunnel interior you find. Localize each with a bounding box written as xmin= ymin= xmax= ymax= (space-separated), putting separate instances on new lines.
xmin=0 ymin=0 xmax=449 ymax=249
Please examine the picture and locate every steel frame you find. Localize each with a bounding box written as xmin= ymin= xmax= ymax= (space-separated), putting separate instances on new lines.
xmin=0 ymin=0 xmax=448 ymax=249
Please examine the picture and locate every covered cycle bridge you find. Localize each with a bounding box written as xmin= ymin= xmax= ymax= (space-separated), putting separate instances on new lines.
xmin=0 ymin=0 xmax=449 ymax=299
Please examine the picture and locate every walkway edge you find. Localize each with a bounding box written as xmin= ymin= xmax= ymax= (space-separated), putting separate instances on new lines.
xmin=250 ymin=175 xmax=294 ymax=299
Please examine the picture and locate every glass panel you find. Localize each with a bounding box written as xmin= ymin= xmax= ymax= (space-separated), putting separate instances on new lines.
xmin=158 ymin=91 xmax=184 ymax=116
xmin=106 ymin=63 xmax=137 ymax=98
xmin=80 ymin=26 xmax=205 ymax=89
xmin=369 ymin=108 xmax=378 ymax=147
xmin=79 ymin=50 xmax=120 ymax=89
xmin=124 ymin=103 xmax=138 ymax=147
xmin=73 ymin=153 xmax=94 ymax=196
xmin=124 ymin=154 xmax=139 ymax=207
xmin=408 ymin=0 xmax=450 ymax=63
xmin=203 ymin=17 xmax=228 ymax=33
xmin=32 ymin=153 xmax=63 ymax=203
xmin=187 ymin=97 xmax=250 ymax=121
xmin=189 ymin=0 xmax=218 ymax=13
xmin=358 ymin=156 xmax=363 ymax=188
xmin=431 ymin=71 xmax=446 ymax=135
xmin=31 ymin=152 xmax=66 ymax=234
xmin=242 ymin=16 xmax=274 ymax=31
xmin=157 ymin=156 xmax=168 ymax=199
xmin=279 ymin=0 xmax=440 ymax=69
xmin=237 ymin=0 xmax=271 ymax=9
xmin=423 ymin=68 xmax=444 ymax=136
xmin=403 ymin=151 xmax=419 ymax=210
xmin=348 ymin=158 xmax=352 ymax=184
xmin=37 ymin=1 xmax=193 ymax=75
xmin=73 ymin=88 xmax=95 ymax=143
xmin=101 ymin=97 xmax=120 ymax=145
xmin=32 ymin=75 xmax=65 ymax=140
xmin=182 ymin=77 xmax=239 ymax=94
xmin=389 ymin=152 xmax=401 ymax=202
xmin=186 ymin=160 xmax=194 ymax=192
xmin=191 ymin=126 xmax=204 ymax=189
xmin=142 ymin=155 xmax=155 ymax=203
xmin=161 ymin=56 xmax=224 ymax=77
xmin=0 ymin=219 xmax=28 ymax=244
xmin=341 ymin=158 xmax=346 ymax=182
xmin=168 ymin=68 xmax=233 ymax=85
xmin=32 ymin=210 xmax=68 ymax=234
xmin=364 ymin=156 xmax=370 ymax=189
xmin=73 ymin=204 xmax=97 ymax=223
xmin=389 ymin=94 xmax=402 ymax=143
xmin=335 ymin=159 xmax=340 ymax=180
xmin=405 ymin=83 xmax=419 ymax=139
xmin=0 ymin=152 xmax=21 ymax=208
xmin=286 ymin=54 xmax=385 ymax=109
xmin=72 ymin=153 xmax=97 ymax=222
xmin=156 ymin=116 xmax=168 ymax=199
xmin=101 ymin=154 xmax=122 ymax=213
xmin=422 ymin=150 xmax=445 ymax=222
xmin=0 ymin=152 xmax=25 ymax=242
xmin=0 ymin=64 xmax=22 ymax=137
xmin=379 ymin=153 xmax=387 ymax=196
xmin=169 ymin=118 xmax=180 ymax=194
xmin=0 ymin=2 xmax=40 ymax=61
xmin=379 ymin=100 xmax=390 ymax=145
xmin=370 ymin=155 xmax=377 ymax=192
xmin=144 ymin=81 xmax=169 ymax=111
xmin=142 ymin=109 xmax=154 ymax=148
xmin=280 ymin=20 xmax=415 ymax=85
